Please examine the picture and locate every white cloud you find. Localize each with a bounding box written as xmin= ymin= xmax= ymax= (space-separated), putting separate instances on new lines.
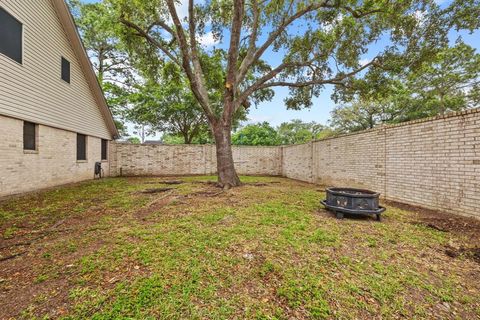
xmin=171 ymin=0 xmax=214 ymax=45
xmin=198 ymin=32 xmax=219 ymax=47
xmin=413 ymin=10 xmax=427 ymax=26
xmin=175 ymin=0 xmax=207 ymax=20
xmin=359 ymin=58 xmax=372 ymax=67
xmin=321 ymin=14 xmax=344 ymax=33
xmin=247 ymin=115 xmax=274 ymax=124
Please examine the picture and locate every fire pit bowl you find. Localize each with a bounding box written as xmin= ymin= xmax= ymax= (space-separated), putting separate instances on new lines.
xmin=321 ymin=187 xmax=386 ymax=221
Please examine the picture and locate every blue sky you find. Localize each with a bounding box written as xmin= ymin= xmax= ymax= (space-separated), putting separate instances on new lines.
xmin=83 ymin=0 xmax=479 ymax=135
xmin=253 ymin=30 xmax=480 ymax=126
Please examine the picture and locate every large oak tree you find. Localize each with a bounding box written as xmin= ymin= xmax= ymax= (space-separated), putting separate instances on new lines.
xmin=107 ymin=0 xmax=478 ymax=187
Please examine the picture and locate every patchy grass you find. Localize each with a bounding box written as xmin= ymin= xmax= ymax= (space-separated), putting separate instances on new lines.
xmin=0 ymin=176 xmax=479 ymax=319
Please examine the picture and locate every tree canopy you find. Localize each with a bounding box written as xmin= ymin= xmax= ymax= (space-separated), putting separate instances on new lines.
xmin=126 ymin=61 xmax=247 ymax=144
xmin=71 ymin=0 xmax=480 ymax=186
xmin=331 ymin=42 xmax=480 ymax=132
xmin=232 ymin=122 xmax=280 ymax=146
xmin=68 ymin=0 xmax=133 ymax=136
xmin=230 ymin=120 xmax=332 ymax=145
xmin=277 ymin=119 xmax=332 ymax=144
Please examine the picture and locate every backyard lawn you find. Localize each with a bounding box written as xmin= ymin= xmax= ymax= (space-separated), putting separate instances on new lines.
xmin=0 ymin=176 xmax=479 ymax=319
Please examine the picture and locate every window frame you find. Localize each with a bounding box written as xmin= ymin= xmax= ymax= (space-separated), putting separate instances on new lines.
xmin=101 ymin=139 xmax=108 ymax=161
xmin=61 ymin=57 xmax=70 ymax=83
xmin=76 ymin=133 xmax=87 ymax=161
xmin=0 ymin=6 xmax=23 ymax=65
xmin=23 ymin=121 xmax=37 ymax=152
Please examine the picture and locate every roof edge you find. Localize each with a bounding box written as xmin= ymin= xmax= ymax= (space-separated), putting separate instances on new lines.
xmin=50 ymin=0 xmax=120 ymax=139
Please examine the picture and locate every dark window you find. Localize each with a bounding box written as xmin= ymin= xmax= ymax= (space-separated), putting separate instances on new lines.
xmin=61 ymin=57 xmax=70 ymax=83
xmin=0 ymin=7 xmax=23 ymax=64
xmin=77 ymin=134 xmax=86 ymax=160
xmin=101 ymin=139 xmax=108 ymax=160
xmin=23 ymin=121 xmax=36 ymax=150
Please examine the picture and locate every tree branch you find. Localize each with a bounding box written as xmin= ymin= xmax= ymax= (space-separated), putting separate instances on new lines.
xmin=147 ymin=20 xmax=176 ymax=37
xmin=237 ymin=1 xmax=329 ymax=84
xmin=165 ymin=0 xmax=215 ymax=122
xmin=236 ymin=0 xmax=260 ymax=85
xmin=119 ymin=17 xmax=180 ymax=66
xmin=187 ymin=0 xmax=212 ymax=119
xmin=237 ymin=58 xmax=379 ymax=107
xmin=223 ymin=0 xmax=245 ymax=123
xmin=236 ymin=1 xmax=384 ymax=92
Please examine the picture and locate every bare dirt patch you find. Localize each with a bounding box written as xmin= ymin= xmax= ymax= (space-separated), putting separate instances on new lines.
xmin=445 ymin=245 xmax=480 ymax=263
xmin=162 ymin=180 xmax=184 ymax=185
xmin=0 ymin=215 xmax=107 ymax=318
xmin=134 ymin=193 xmax=179 ymax=220
xmin=386 ymin=200 xmax=480 ymax=267
xmin=386 ymin=200 xmax=480 ymax=239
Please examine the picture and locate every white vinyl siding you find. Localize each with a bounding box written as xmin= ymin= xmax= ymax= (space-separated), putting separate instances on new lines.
xmin=0 ymin=0 xmax=112 ymax=139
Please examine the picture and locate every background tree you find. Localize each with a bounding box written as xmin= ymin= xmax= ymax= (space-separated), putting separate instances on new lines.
xmin=232 ymin=122 xmax=280 ymax=146
xmin=331 ymin=42 xmax=480 ymax=132
xmin=402 ymin=41 xmax=480 ymax=117
xmin=277 ymin=119 xmax=331 ymax=144
xmin=105 ymin=0 xmax=478 ymax=187
xmin=127 ymin=78 xmax=208 ymax=144
xmin=131 ymin=122 xmax=156 ymax=143
xmin=69 ymin=0 xmax=133 ymax=136
xmin=161 ymin=131 xmax=214 ymax=144
xmin=126 ymin=136 xmax=141 ymax=144
xmin=126 ymin=60 xmax=247 ymax=144
xmin=330 ymin=99 xmax=399 ymax=132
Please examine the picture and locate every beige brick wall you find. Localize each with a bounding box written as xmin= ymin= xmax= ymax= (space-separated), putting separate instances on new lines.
xmin=281 ymin=108 xmax=480 ymax=218
xmin=232 ymin=146 xmax=282 ymax=175
xmin=110 ymin=143 xmax=282 ymax=177
xmin=384 ymin=109 xmax=480 ymax=217
xmin=312 ymin=129 xmax=386 ymax=192
xmin=282 ymin=143 xmax=314 ymax=182
xmin=0 ymin=115 xmax=109 ymax=197
xmin=110 ymin=144 xmax=215 ymax=176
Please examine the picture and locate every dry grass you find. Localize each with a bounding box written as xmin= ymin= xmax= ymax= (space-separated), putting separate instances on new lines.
xmin=0 ymin=176 xmax=479 ymax=319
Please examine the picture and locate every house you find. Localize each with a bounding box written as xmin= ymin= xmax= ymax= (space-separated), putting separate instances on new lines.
xmin=0 ymin=0 xmax=119 ymax=197
xmin=143 ymin=140 xmax=164 ymax=145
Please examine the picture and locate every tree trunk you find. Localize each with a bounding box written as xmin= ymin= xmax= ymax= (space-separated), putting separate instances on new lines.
xmin=183 ymin=132 xmax=192 ymax=144
xmin=213 ymin=122 xmax=241 ymax=188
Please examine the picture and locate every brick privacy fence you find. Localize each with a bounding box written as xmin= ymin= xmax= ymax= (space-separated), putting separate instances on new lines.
xmin=109 ymin=144 xmax=282 ymax=177
xmin=283 ymin=108 xmax=480 ymax=218
xmin=110 ymin=108 xmax=479 ymax=218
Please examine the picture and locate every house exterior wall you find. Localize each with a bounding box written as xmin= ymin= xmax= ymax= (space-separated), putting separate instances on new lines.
xmin=0 ymin=0 xmax=112 ymax=139
xmin=0 ymin=115 xmax=109 ymax=197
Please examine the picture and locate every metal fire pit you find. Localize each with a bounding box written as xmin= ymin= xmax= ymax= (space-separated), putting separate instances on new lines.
xmin=321 ymin=187 xmax=385 ymax=221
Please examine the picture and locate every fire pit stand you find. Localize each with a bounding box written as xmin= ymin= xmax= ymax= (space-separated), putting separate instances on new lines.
xmin=321 ymin=187 xmax=386 ymax=221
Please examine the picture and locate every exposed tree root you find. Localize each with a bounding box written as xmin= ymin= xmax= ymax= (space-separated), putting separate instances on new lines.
xmin=0 ymin=251 xmax=26 ymax=262
xmin=141 ymin=188 xmax=174 ymax=194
